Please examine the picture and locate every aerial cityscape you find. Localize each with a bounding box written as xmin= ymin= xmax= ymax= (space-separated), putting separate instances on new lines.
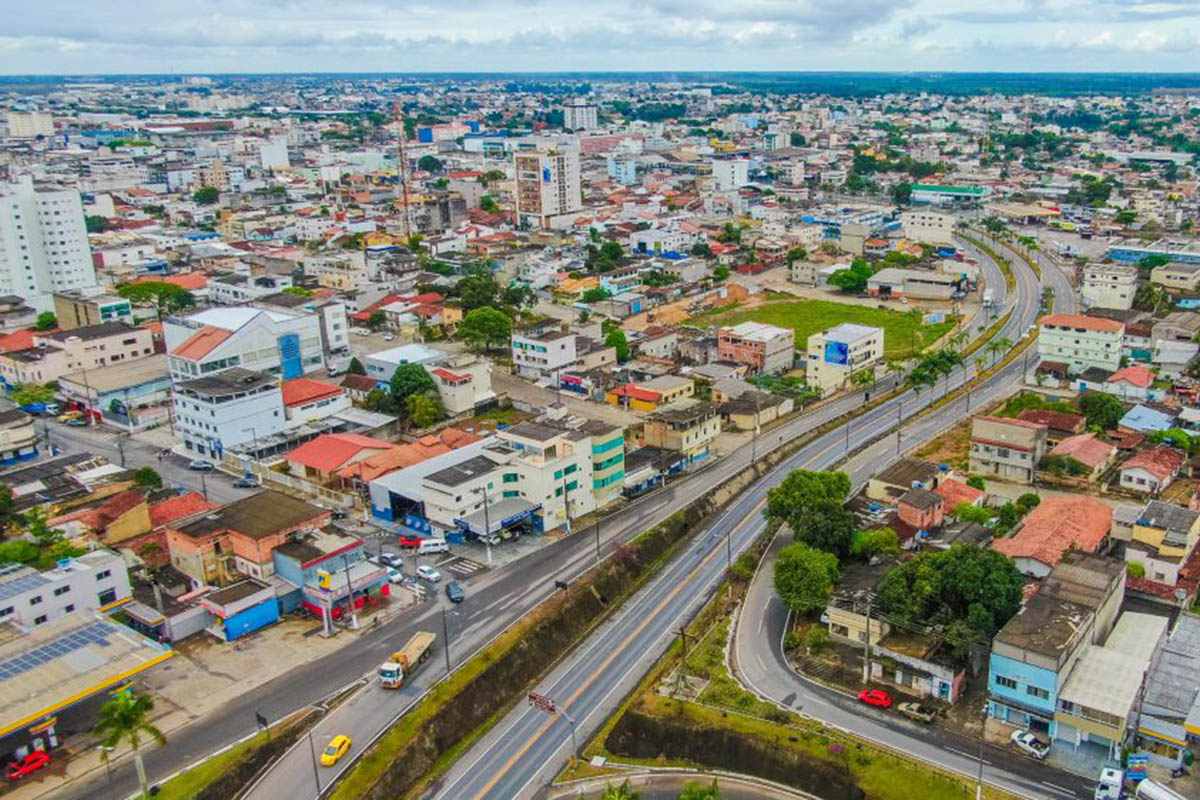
xmin=3 ymin=14 xmax=1200 ymax=800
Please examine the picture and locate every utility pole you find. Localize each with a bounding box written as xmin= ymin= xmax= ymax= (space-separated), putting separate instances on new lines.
xmin=441 ymin=601 xmax=452 ymax=675
xmin=477 ymin=485 xmax=493 ymax=566
xmin=593 ymin=515 xmax=601 ymax=565
xmin=862 ymin=597 xmax=874 ymax=685
xmin=750 ymin=389 xmax=760 ymax=466
xmin=341 ymin=552 xmax=357 ymax=628
xmin=306 ymin=729 xmax=322 ymax=794
xmin=895 ymin=402 xmax=902 ymax=455
xmin=673 ymin=625 xmax=697 ymax=696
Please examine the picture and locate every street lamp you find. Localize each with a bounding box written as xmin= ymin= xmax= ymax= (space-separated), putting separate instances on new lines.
xmin=306 ymin=729 xmax=322 ymax=794
xmin=474 ymin=485 xmax=493 ymax=566
xmin=97 ymin=745 xmax=115 ymax=800
xmin=440 ymin=601 xmax=460 ymax=675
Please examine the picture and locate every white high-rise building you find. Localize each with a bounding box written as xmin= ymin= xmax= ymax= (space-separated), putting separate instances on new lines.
xmin=711 ymin=159 xmax=750 ymax=191
xmin=514 ymin=147 xmax=583 ymax=229
xmin=563 ymin=101 xmax=598 ymax=131
xmin=5 ymin=112 xmax=54 ymax=139
xmin=0 ymin=177 xmax=97 ymax=310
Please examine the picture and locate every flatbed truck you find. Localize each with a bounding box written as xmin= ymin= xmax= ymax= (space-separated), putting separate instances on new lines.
xmin=378 ymin=631 xmax=436 ymax=689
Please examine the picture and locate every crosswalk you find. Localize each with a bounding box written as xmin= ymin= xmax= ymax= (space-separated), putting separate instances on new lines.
xmin=433 ymin=555 xmax=489 ymax=578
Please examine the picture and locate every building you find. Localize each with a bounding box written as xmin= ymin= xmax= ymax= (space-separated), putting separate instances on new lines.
xmin=165 ymin=306 xmax=328 ymax=383
xmin=198 ymin=579 xmax=279 ymax=642
xmin=1136 ymin=612 xmax=1200 ymax=767
xmin=1044 ymin=433 xmax=1116 ymax=480
xmin=1150 ymin=262 xmax=1200 ymax=293
xmin=173 ymin=369 xmax=283 ymax=459
xmin=0 ymin=409 xmax=36 ymax=464
xmin=805 ymin=323 xmax=884 ymax=395
xmin=511 ymin=330 xmax=577 ymax=380
xmin=514 ymin=147 xmax=583 ymax=229
xmin=271 ymin=527 xmax=386 ymax=624
xmin=0 ymin=177 xmax=97 ymax=310
xmin=711 ymin=159 xmax=750 ymax=191
xmin=0 ymin=551 xmax=129 ymax=629
xmin=563 ymin=101 xmax=598 ymax=131
xmin=52 ymin=289 xmax=134 ymax=330
xmin=1126 ymin=500 xmax=1200 ymax=587
xmin=56 ymin=355 xmax=173 ymax=431
xmin=1037 ymin=314 xmax=1124 ymax=375
xmin=281 ymin=377 xmax=350 ymax=427
xmin=992 ymin=496 xmax=1113 ymax=577
xmin=1119 ymin=445 xmax=1186 ymax=495
xmin=910 ymin=184 xmax=990 ymax=205
xmin=5 ymin=111 xmax=54 ymax=138
xmin=428 ymin=358 xmax=496 ymax=417
xmin=866 ymin=267 xmax=962 ymax=300
xmin=717 ymin=322 xmax=793 ymax=377
xmin=0 ymin=322 xmax=155 ymax=388
xmin=968 ymin=416 xmax=1048 ymax=484
xmin=1081 ymin=264 xmax=1137 ymax=311
xmin=643 ymin=401 xmax=721 ymax=466
xmin=900 ymin=210 xmax=956 ymax=245
xmin=363 ymin=343 xmax=446 ymax=384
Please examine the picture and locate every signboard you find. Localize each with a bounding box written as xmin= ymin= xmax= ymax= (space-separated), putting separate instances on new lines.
xmin=1126 ymin=754 xmax=1148 ymax=781
xmin=528 ymin=692 xmax=556 ymax=714
xmin=824 ymin=341 xmax=849 ymax=365
xmin=542 ymin=167 xmax=552 ymax=184
xmin=316 ymin=570 xmax=332 ymax=591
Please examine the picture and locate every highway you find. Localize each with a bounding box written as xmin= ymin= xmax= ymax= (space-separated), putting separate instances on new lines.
xmin=423 ymin=235 xmax=1065 ymax=799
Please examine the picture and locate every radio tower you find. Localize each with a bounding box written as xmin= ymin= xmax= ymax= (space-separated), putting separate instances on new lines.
xmin=391 ymin=103 xmax=416 ymax=238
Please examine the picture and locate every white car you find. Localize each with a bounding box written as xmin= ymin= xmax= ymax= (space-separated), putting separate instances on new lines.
xmin=386 ymin=567 xmax=404 ymax=585
xmin=416 ymin=565 xmax=441 ymax=583
xmin=1009 ymin=729 xmax=1049 ymax=760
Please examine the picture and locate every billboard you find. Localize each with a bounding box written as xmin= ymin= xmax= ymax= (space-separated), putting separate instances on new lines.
xmin=824 ymin=341 xmax=849 ymax=365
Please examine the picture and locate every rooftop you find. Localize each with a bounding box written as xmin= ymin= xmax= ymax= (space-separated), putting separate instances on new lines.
xmin=43 ymin=322 xmax=143 ymax=343
xmin=1040 ymin=313 xmax=1124 ymax=333
xmin=424 ymin=454 xmax=499 ymax=489
xmin=175 ymin=490 xmax=326 ymax=540
xmin=176 ymin=368 xmax=277 ymax=397
xmin=992 ymin=495 xmax=1112 ymax=569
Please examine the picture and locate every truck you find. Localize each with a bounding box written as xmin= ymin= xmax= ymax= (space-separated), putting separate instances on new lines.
xmin=378 ymin=631 xmax=436 ymax=689
xmin=982 ymin=290 xmax=995 ymax=308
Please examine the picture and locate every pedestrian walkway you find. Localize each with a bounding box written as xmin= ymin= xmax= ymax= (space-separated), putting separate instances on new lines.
xmin=433 ymin=555 xmax=489 ymax=578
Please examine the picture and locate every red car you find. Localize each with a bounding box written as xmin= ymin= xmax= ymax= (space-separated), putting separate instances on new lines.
xmin=6 ymin=750 xmax=50 ymax=781
xmin=397 ymin=534 xmax=422 ymax=548
xmin=857 ymin=689 xmax=893 ymax=709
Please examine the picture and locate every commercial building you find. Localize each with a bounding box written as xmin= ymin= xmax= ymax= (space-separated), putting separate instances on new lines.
xmin=0 ymin=177 xmax=97 ymax=310
xmin=900 ymin=210 xmax=956 ymax=245
xmin=0 ymin=322 xmax=155 ymax=388
xmin=173 ymin=369 xmax=283 ymax=459
xmin=363 ymin=343 xmax=446 ymax=385
xmin=165 ymin=305 xmax=328 ymax=383
xmin=910 ymin=184 xmax=990 ymax=205
xmin=1107 ymin=239 xmax=1200 ymax=266
xmin=1081 ymin=264 xmax=1137 ymax=311
xmin=52 ymin=289 xmax=134 ymax=330
xmin=643 ymin=401 xmax=721 ymax=466
xmin=271 ymin=527 xmax=386 ymax=626
xmin=0 ymin=551 xmax=129 ymax=629
xmin=563 ymin=101 xmax=598 ymax=131
xmin=717 ymin=322 xmax=793 ymax=376
xmin=867 ymin=267 xmax=962 ymax=300
xmin=57 ymin=355 xmax=172 ymax=431
xmin=0 ymin=409 xmax=36 ymax=464
xmin=805 ymin=323 xmax=884 ymax=395
xmin=514 ymin=146 xmax=583 ymax=229
xmin=511 ymin=330 xmax=578 ymax=380
xmin=969 ymin=416 xmax=1048 ymax=484
xmin=1037 ymin=313 xmax=1124 ymax=375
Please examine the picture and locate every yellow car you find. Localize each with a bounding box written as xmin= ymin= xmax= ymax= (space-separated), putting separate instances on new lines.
xmin=57 ymin=411 xmax=83 ymax=422
xmin=320 ymin=734 xmax=352 ymax=767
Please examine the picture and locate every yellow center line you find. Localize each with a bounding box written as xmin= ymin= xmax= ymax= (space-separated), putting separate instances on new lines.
xmin=465 ymin=497 xmax=767 ymax=800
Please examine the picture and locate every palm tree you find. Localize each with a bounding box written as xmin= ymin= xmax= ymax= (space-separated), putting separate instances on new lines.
xmin=94 ymin=691 xmax=165 ymax=798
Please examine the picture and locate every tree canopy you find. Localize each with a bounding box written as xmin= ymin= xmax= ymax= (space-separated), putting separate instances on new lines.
xmin=459 ymin=307 xmax=513 ymax=352
xmin=603 ymin=325 xmax=630 ymax=363
xmin=33 ymin=311 xmax=57 ymax=331
xmin=193 ymin=186 xmax=219 ymax=204
xmin=827 ymin=259 xmax=874 ymax=294
xmin=389 ymin=363 xmax=437 ymax=406
xmin=10 ymin=383 xmax=55 ymax=407
xmin=774 ymin=541 xmax=839 ymax=615
xmin=765 ymin=470 xmax=854 ymax=557
xmin=1079 ymin=391 xmax=1124 ymax=431
xmin=117 ymin=281 xmax=195 ymax=321
xmin=455 ymin=272 xmax=500 ymax=311
xmin=418 ymin=155 xmax=444 ymax=173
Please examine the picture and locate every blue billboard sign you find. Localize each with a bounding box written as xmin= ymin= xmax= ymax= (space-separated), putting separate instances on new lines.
xmin=824 ymin=341 xmax=849 ymax=365
xmin=542 ymin=167 xmax=552 ymax=183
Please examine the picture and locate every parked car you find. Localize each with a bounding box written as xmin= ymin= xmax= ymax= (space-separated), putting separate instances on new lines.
xmin=1095 ymin=767 xmax=1124 ymax=800
xmin=445 ymin=581 xmax=464 ymax=603
xmin=398 ymin=534 xmax=423 ymax=548
xmin=387 ymin=567 xmax=404 ymax=585
xmin=66 ymin=418 xmax=88 ymax=427
xmin=232 ymin=476 xmax=260 ymax=489
xmin=896 ymin=702 xmax=936 ymax=724
xmin=187 ymin=460 xmax=215 ymax=471
xmin=56 ymin=411 xmax=82 ymax=422
xmin=379 ymin=553 xmax=403 ymax=570
xmin=857 ymin=689 xmax=892 ymax=709
xmin=416 ymin=565 xmax=441 ymax=583
xmin=382 ymin=333 xmax=395 ymax=341
xmin=1009 ymin=729 xmax=1049 ymax=760
xmin=416 ymin=537 xmax=448 ymax=555
xmin=6 ymin=750 xmax=50 ymax=781
xmin=320 ymin=735 xmax=352 ymax=766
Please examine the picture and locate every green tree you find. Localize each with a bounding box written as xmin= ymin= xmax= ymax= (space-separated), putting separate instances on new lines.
xmin=1015 ymin=493 xmax=1041 ymax=514
xmin=405 ymin=393 xmax=444 ymax=428
xmin=890 ymin=182 xmax=913 ymax=205
xmin=0 ymin=539 xmax=39 ymax=566
xmin=583 ymin=287 xmax=613 ymax=304
xmin=85 ymin=215 xmax=110 ymax=233
xmin=10 ymin=383 xmax=55 ymax=408
xmin=389 ymin=363 xmax=437 ymax=406
xmin=965 ymin=476 xmax=985 ymax=491
xmin=849 ymin=527 xmax=900 ymax=560
xmin=368 ymin=310 xmax=387 ymax=331
xmin=0 ymin=486 xmax=21 ymax=534
xmin=774 ymin=542 xmax=839 ymax=615
xmin=94 ymin=691 xmax=166 ymax=799
xmin=459 ymin=307 xmax=513 ymax=352
xmin=362 ymin=388 xmax=398 ymax=414
xmin=677 ymin=780 xmax=722 ymax=800
xmin=418 ymin=155 xmax=444 ymax=173
xmin=117 ymin=282 xmax=195 ymax=322
xmin=1079 ymin=391 xmax=1124 ymax=431
xmin=192 ymin=186 xmax=220 ymax=204
xmin=456 ymin=273 xmax=500 ymax=311
xmin=1126 ymin=561 xmax=1146 ymax=579
xmin=690 ymin=242 xmax=713 ymax=259
xmin=500 ymin=285 xmax=535 ymax=309
xmin=764 ymin=470 xmax=850 ymax=533
xmin=347 ymin=357 xmax=366 ymax=375
xmin=713 ymin=266 xmax=730 ymax=281
xmin=601 ymin=780 xmax=641 ymax=800
xmin=33 ymin=311 xmax=57 ymax=331
xmin=281 ymin=286 xmax=313 ymax=297
xmin=828 ymin=259 xmax=873 ymax=293
xmin=604 ymin=326 xmax=630 ymax=363
xmin=480 ymin=195 xmax=500 ymax=213
xmin=133 ymin=467 xmax=162 ymax=488
xmin=953 ymin=502 xmax=992 ymax=525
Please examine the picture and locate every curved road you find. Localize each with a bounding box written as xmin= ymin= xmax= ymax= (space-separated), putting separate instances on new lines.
xmin=424 ymin=237 xmax=1058 ymax=800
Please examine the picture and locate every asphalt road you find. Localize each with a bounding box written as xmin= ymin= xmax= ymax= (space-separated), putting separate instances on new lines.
xmin=424 ymin=237 xmax=1059 ymax=800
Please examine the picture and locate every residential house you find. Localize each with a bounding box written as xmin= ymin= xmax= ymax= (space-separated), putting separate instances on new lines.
xmin=896 ymin=489 xmax=944 ymax=536
xmin=866 ymin=458 xmax=941 ymax=504
xmin=718 ymin=322 xmax=794 ymax=376
xmin=1017 ymin=409 xmax=1085 ymax=443
xmin=287 ymin=433 xmax=396 ymax=483
xmin=1152 ymin=339 xmax=1198 ymax=381
xmin=1044 ymin=433 xmax=1116 ymax=481
xmin=1126 ymin=500 xmax=1200 ymax=588
xmin=0 ymin=322 xmax=155 ymax=388
xmin=992 ymin=495 xmax=1113 ymax=578
xmin=281 ymin=377 xmax=351 ymax=427
xmin=363 ymin=343 xmax=445 ymax=385
xmin=1119 ymin=445 xmax=1186 ymax=494
xmin=1119 ymin=404 xmax=1178 ymax=434
xmin=1081 ymin=264 xmax=1137 ymax=311
xmin=968 ymin=416 xmax=1048 ymax=484
xmin=1150 ymin=262 xmax=1200 ymax=293
xmin=1135 ymin=612 xmax=1200 ymax=767
xmin=52 ymin=290 xmax=133 ymax=330
xmin=643 ymin=401 xmax=722 ymax=467
xmin=1037 ymin=314 xmax=1124 ymax=375
xmin=1104 ymin=365 xmax=1155 ymax=402
xmin=511 ymin=330 xmax=577 ymax=381
xmin=428 ymin=357 xmax=496 ymax=417
xmin=935 ymin=478 xmax=985 ymax=511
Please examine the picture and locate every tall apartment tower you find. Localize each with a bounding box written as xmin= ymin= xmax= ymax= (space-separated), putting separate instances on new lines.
xmin=563 ymin=101 xmax=598 ymax=131
xmin=0 ymin=176 xmax=97 ymax=310
xmin=514 ymin=146 xmax=583 ymax=229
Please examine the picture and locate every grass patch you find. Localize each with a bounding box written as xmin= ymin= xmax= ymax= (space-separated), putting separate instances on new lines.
xmin=687 ymin=299 xmax=954 ymax=359
xmin=154 ymin=732 xmax=271 ymax=800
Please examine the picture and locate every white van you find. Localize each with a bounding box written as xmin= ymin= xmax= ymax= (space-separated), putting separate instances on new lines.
xmin=416 ymin=537 xmax=449 ymax=555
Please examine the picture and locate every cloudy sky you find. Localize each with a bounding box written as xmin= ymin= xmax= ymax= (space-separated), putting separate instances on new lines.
xmin=3 ymin=0 xmax=1200 ymax=75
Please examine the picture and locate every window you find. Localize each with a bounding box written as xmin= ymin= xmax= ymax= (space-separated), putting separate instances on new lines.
xmin=34 ymin=615 xmax=47 ymax=625
xmin=95 ymin=569 xmax=112 ymax=581
xmin=64 ymin=604 xmax=75 ymax=613
xmin=1026 ymin=686 xmax=1049 ymax=700
xmin=0 ymin=607 xmax=12 ymax=618
xmin=29 ymin=595 xmax=42 ymax=606
xmin=995 ymin=675 xmax=1018 ymax=691
xmin=53 ymin=586 xmax=70 ymax=597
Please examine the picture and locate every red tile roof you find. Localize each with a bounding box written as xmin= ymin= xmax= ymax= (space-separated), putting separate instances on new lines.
xmin=0 ymin=328 xmax=48 ymax=353
xmin=1048 ymin=433 xmax=1115 ymax=470
xmin=134 ymin=272 xmax=208 ymax=290
xmin=1121 ymin=446 xmax=1187 ymax=481
xmin=335 ymin=428 xmax=481 ymax=483
xmin=935 ymin=478 xmax=984 ymax=509
xmin=609 ymin=383 xmax=662 ymax=403
xmin=287 ymin=433 xmax=394 ymax=473
xmin=1018 ymin=409 xmax=1085 ymax=433
xmin=430 ymin=367 xmax=469 ymax=384
xmin=1107 ymin=366 xmax=1155 ymax=389
xmin=340 ymin=374 xmax=378 ymax=392
xmin=975 ymin=415 xmax=1047 ymax=430
xmin=992 ymin=496 xmax=1112 ymax=569
xmin=1040 ymin=313 xmax=1124 ymax=333
xmin=150 ymin=492 xmax=216 ymax=529
xmin=280 ymin=377 xmax=343 ymax=408
xmin=172 ymin=325 xmax=231 ymax=360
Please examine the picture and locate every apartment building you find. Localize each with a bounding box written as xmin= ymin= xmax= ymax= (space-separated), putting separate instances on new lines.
xmin=254 ymin=292 xmax=350 ymax=360
xmin=52 ymin=289 xmax=134 ymax=330
xmin=969 ymin=415 xmax=1048 ymax=484
xmin=643 ymin=401 xmax=722 ymax=466
xmin=900 ymin=209 xmax=956 ymax=245
xmin=208 ymin=273 xmax=294 ymax=306
xmin=0 ymin=551 xmax=130 ymax=629
xmin=1081 ymin=264 xmax=1137 ymax=311
xmin=0 ymin=322 xmax=155 ymax=386
xmin=711 ymin=159 xmax=750 ymax=191
xmin=717 ymin=322 xmax=793 ymax=376
xmin=173 ymin=369 xmax=284 ymax=458
xmin=511 ymin=330 xmax=578 ymax=380
xmin=563 ymin=101 xmax=598 ymax=131
xmin=1150 ymin=262 xmax=1200 ymax=293
xmin=5 ymin=111 xmax=54 ymax=139
xmin=514 ymin=147 xmax=582 ymax=229
xmin=805 ymin=323 xmax=884 ymax=395
xmin=165 ymin=306 xmax=326 ymax=383
xmin=1037 ymin=313 xmax=1124 ymax=375
xmin=428 ymin=358 xmax=496 ymax=417
xmin=0 ymin=176 xmax=97 ymax=310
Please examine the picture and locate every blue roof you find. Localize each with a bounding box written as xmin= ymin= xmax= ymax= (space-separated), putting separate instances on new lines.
xmin=1118 ymin=405 xmax=1174 ymax=433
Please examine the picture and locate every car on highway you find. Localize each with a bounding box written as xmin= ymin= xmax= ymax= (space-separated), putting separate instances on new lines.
xmin=187 ymin=460 xmax=215 ymax=471
xmin=416 ymin=565 xmax=441 ymax=583
xmin=857 ymin=689 xmax=892 ymax=708
xmin=320 ymin=735 xmax=352 ymax=766
xmin=6 ymin=750 xmax=50 ymax=781
xmin=379 ymin=553 xmax=403 ymax=570
xmin=232 ymin=476 xmax=260 ymax=488
xmin=896 ymin=702 xmax=936 ymax=724
xmin=386 ymin=567 xmax=404 ymax=585
xmin=445 ymin=581 xmax=464 ymax=603
xmin=1009 ymin=729 xmax=1049 ymax=760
